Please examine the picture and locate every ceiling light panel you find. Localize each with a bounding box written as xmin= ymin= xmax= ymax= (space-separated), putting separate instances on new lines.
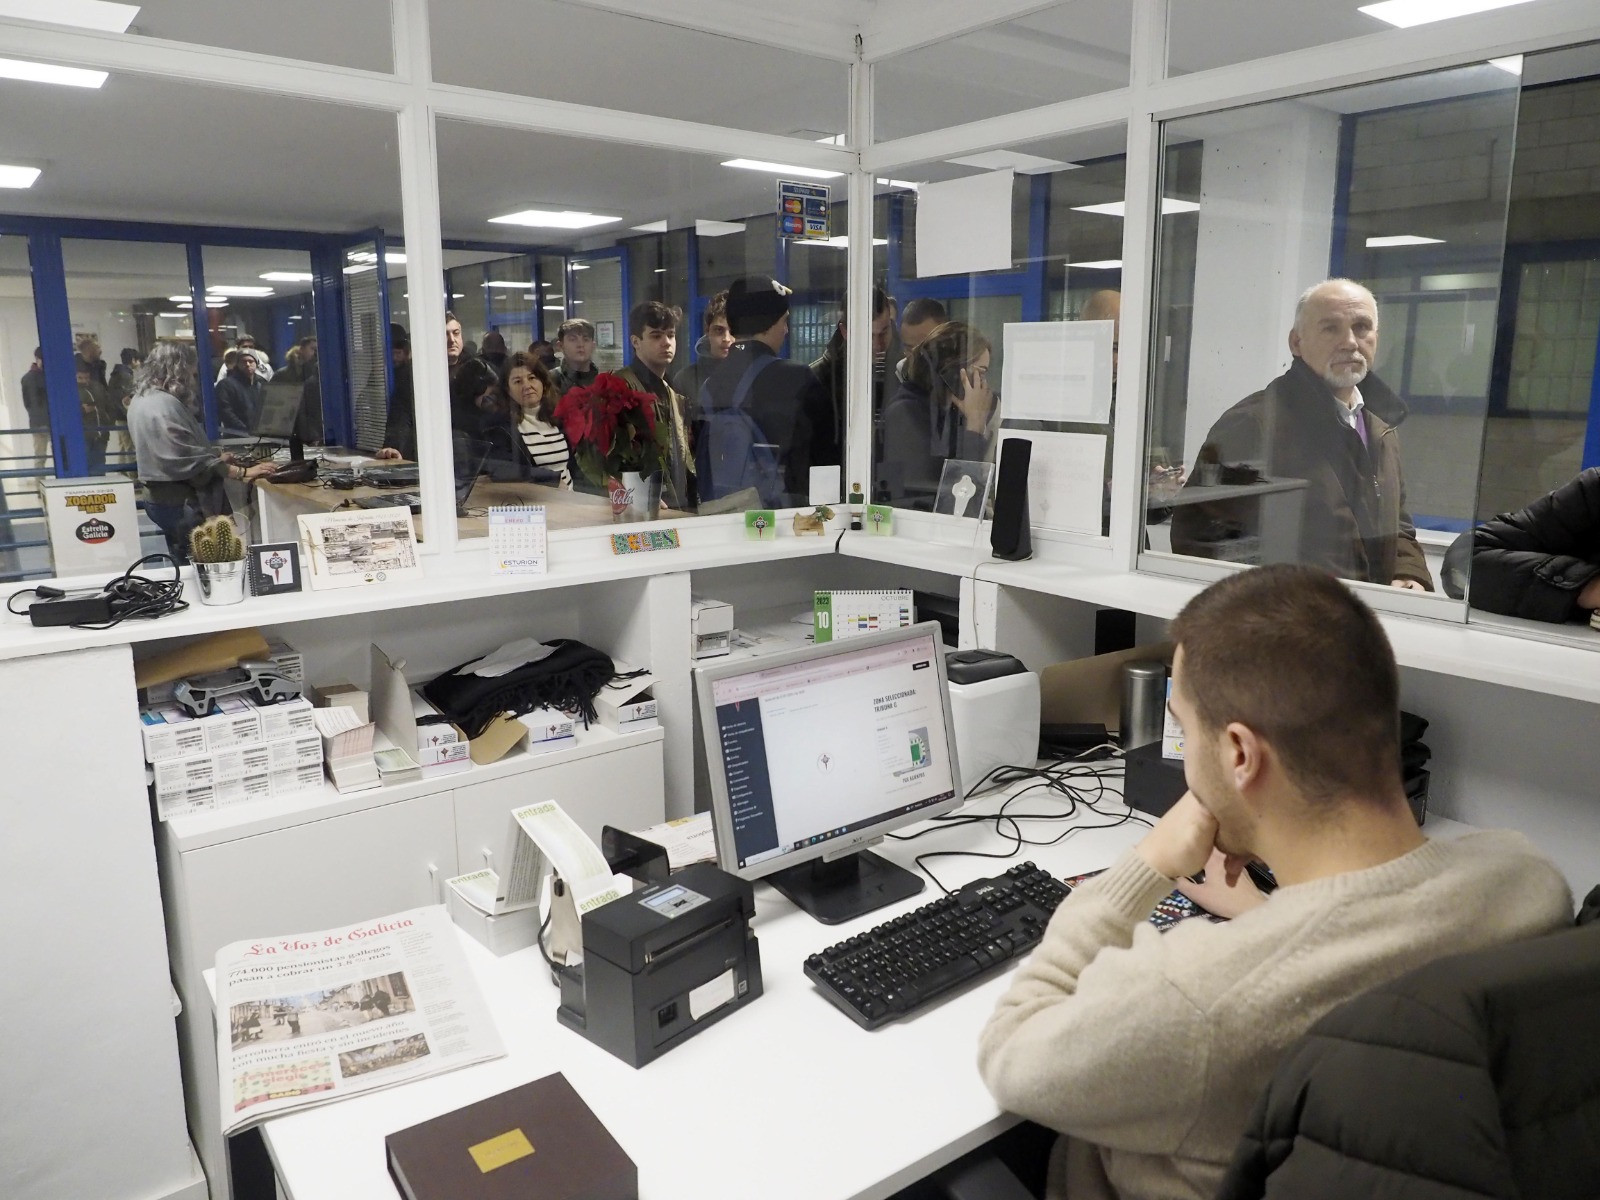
xmin=0 ymin=164 xmax=42 ymax=188
xmin=0 ymin=1 xmax=138 ymax=33
xmin=0 ymin=56 xmax=107 ymax=88
xmin=721 ymin=159 xmax=843 ymax=180
xmin=488 ymin=209 xmax=620 ymax=230
xmin=1366 ymin=234 xmax=1446 ymax=246
xmin=1358 ymin=0 xmax=1536 ymax=28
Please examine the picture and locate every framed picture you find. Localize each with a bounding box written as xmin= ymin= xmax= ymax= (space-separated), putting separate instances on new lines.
xmin=296 ymin=509 xmax=423 ymax=591
xmin=595 ymin=320 xmax=617 ymax=349
xmin=248 ymin=541 xmax=302 ymax=596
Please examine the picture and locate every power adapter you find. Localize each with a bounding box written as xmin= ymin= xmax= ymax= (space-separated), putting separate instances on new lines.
xmin=29 ymin=593 xmax=113 ymax=627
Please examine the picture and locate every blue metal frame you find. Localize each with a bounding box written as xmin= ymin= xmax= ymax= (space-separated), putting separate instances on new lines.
xmin=373 ymin=230 xmax=396 ymax=407
xmin=310 ymin=241 xmax=353 ymax=447
xmin=26 ymin=232 xmax=85 ymax=477
xmin=1022 ymin=174 xmax=1050 ymax=323
xmin=186 ymin=243 xmax=219 ymax=439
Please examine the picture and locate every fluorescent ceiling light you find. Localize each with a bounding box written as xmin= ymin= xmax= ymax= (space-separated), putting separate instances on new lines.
xmin=483 ymin=280 xmax=533 ymax=288
xmin=653 ymin=268 xmax=666 ymax=274
xmin=1072 ymin=198 xmax=1200 ymax=217
xmin=1365 ymin=234 xmax=1445 ymax=246
xmin=696 ymin=219 xmax=745 ymax=237
xmin=342 ymin=264 xmax=376 ymax=275
xmin=0 ymin=164 xmax=41 ymax=188
xmin=631 ymin=220 xmax=669 ymax=233
xmin=721 ymin=159 xmax=843 ymax=180
xmin=542 ymin=305 xmax=566 ymax=312
xmin=947 ymin=150 xmax=1078 ymax=175
xmin=207 ymin=285 xmax=274 ymax=297
xmin=1488 ymin=55 xmax=1523 ymax=74
xmin=805 ymin=236 xmax=889 ymax=250
xmin=451 ymin=292 xmax=464 ymax=298
xmin=0 ymin=1 xmax=138 ymax=33
xmin=1069 ymin=259 xmax=1123 ymax=269
xmin=1358 ymin=0 xmax=1535 ymax=28
xmin=346 ymin=250 xmax=406 ymax=264
xmin=488 ymin=209 xmax=621 ymax=230
xmin=814 ymin=134 xmax=847 ymax=146
xmin=203 ymin=298 xmax=228 ymax=307
xmin=0 ymin=56 xmax=108 ymax=88
xmin=167 ymin=295 xmax=191 ymax=303
xmin=571 ymin=263 xmax=591 ymax=271
xmin=259 ymin=271 xmax=313 ymax=283
xmin=156 ymin=311 xmax=185 ymax=319
xmin=876 ymin=178 xmax=921 ymax=191
xmin=545 ymin=293 xmax=564 ymax=300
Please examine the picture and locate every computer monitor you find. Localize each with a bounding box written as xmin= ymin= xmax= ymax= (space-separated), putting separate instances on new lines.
xmin=252 ymin=381 xmax=304 ymax=440
xmin=695 ymin=622 xmax=963 ymax=925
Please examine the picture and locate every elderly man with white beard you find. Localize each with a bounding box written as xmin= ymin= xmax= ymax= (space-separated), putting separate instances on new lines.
xmin=1170 ymin=279 xmax=1432 ymax=589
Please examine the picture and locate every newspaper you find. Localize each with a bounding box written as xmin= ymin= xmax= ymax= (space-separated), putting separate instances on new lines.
xmin=215 ymin=905 xmax=504 ymax=1135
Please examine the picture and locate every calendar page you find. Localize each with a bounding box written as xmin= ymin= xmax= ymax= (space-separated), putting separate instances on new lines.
xmin=488 ymin=506 xmax=547 ymax=576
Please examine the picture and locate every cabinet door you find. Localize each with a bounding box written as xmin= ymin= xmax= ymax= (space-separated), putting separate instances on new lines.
xmin=178 ymin=794 xmax=457 ymax=966
xmin=454 ymin=742 xmax=665 ymax=873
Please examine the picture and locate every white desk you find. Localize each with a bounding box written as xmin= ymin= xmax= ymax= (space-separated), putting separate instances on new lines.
xmin=256 ymin=775 xmax=1149 ymax=1200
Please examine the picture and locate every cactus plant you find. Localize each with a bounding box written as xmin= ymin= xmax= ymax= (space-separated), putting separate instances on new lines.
xmin=188 ymin=515 xmax=246 ymax=564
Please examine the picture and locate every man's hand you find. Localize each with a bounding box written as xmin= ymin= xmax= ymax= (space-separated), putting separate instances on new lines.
xmin=1391 ymin=578 xmax=1427 ymax=591
xmin=1135 ymin=791 xmax=1220 ymax=881
xmin=1578 ymin=575 xmax=1600 ymax=611
xmin=375 ymin=447 xmax=402 ymax=461
xmin=1175 ymin=847 xmax=1268 ymax=919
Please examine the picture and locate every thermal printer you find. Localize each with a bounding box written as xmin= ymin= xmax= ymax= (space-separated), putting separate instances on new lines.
xmin=556 ymin=856 xmax=763 ymax=1068
xmin=945 ymin=649 xmax=1040 ymax=796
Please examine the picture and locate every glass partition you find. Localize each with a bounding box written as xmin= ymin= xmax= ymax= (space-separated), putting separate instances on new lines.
xmin=873 ymin=2 xmax=1132 ymax=141
xmin=1142 ymin=62 xmax=1522 ymax=615
xmin=1464 ymin=43 xmax=1600 ymax=649
xmin=430 ymin=0 xmax=849 ymax=139
xmin=127 ymin=0 xmax=394 ymax=72
xmin=0 ymin=63 xmax=404 ymax=572
xmin=434 ymin=117 xmax=847 ymax=535
xmin=0 ymin=235 xmax=46 ymax=579
xmin=871 ymin=127 xmax=1128 ymax=532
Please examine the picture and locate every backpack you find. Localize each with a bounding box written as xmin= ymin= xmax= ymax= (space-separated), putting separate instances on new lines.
xmin=697 ymin=355 xmax=781 ymax=505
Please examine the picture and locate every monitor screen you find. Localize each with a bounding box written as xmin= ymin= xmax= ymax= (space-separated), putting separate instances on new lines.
xmin=696 ymin=623 xmax=962 ymax=923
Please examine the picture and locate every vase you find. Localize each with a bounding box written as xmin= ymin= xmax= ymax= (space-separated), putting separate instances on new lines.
xmin=194 ymin=560 xmax=248 ymax=605
xmin=608 ymin=471 xmax=662 ymax=523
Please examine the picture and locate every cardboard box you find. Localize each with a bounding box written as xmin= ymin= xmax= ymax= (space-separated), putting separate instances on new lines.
xmin=1039 ymin=642 xmax=1176 ymax=731
xmin=594 ymin=665 xmax=658 ymax=733
xmin=247 ymin=695 xmax=317 ymax=740
xmin=200 ymin=697 xmax=262 ymax=751
xmin=266 ymin=731 xmax=324 ymax=771
xmin=270 ymin=762 xmax=325 ymax=796
xmin=315 ymin=682 xmax=369 ymax=723
xmin=156 ymin=784 xmax=215 ymax=822
xmin=463 ymin=713 xmax=526 ymax=766
xmin=518 ymin=706 xmax=577 ymax=752
xmin=152 ymin=744 xmax=272 ymax=798
xmin=420 ymin=740 xmax=469 ymax=769
xmin=140 ymin=704 xmax=207 ymax=763
xmin=222 ymin=773 xmax=273 ymax=807
xmin=134 ymin=628 xmax=271 ymax=691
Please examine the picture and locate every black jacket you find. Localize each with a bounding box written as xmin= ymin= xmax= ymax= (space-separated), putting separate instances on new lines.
xmin=1169 ymin=359 xmax=1431 ymax=587
xmin=382 ymin=363 xmax=416 ymax=458
xmin=694 ymin=341 xmax=826 ymax=508
xmin=215 ymin=370 xmax=262 ymax=437
xmin=1470 ymin=467 xmax=1600 ymax=623
xmin=878 ymin=377 xmax=992 ymax=509
xmin=1217 ymin=920 xmax=1600 ymax=1200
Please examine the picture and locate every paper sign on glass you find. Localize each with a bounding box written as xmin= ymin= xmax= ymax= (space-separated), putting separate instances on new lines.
xmin=913 ymin=169 xmax=1015 ymax=277
xmin=1001 ymin=321 xmax=1115 ymax=425
xmin=1001 ymin=430 xmax=1108 ymax=535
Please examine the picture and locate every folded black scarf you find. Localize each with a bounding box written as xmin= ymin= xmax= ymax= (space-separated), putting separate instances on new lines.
xmin=421 ymin=639 xmax=617 ymax=738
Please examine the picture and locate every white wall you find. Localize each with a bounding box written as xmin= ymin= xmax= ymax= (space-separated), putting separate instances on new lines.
xmin=1182 ymin=102 xmax=1341 ymax=466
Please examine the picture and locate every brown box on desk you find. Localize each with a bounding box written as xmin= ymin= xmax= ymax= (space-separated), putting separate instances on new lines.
xmin=385 ymin=1072 xmax=636 ymax=1200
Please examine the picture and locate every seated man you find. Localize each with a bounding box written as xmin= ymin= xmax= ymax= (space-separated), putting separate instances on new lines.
xmin=979 ymin=564 xmax=1571 ymax=1200
xmin=1169 ymin=279 xmax=1432 ymax=589
xmin=1469 ymin=466 xmax=1600 ymax=624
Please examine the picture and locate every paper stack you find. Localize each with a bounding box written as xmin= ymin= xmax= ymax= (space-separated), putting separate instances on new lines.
xmin=312 ymin=706 xmax=379 ymax=793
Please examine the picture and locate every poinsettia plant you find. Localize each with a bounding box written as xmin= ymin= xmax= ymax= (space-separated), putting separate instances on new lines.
xmin=552 ymin=372 xmax=670 ymax=488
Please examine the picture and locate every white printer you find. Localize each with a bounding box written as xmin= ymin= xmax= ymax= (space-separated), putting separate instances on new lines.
xmin=944 ymin=650 xmax=1040 ymax=797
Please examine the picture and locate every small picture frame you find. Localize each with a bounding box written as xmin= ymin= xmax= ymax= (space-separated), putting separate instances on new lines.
xmin=248 ymin=541 xmax=302 ymax=595
xmin=595 ymin=320 xmax=617 ymax=349
xmin=744 ymin=510 xmax=777 ymax=540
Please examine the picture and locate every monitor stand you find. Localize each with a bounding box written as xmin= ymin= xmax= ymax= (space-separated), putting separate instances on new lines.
xmin=766 ymin=850 xmax=925 ymax=925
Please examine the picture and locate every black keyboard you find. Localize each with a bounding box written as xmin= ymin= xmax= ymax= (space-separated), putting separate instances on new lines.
xmin=803 ymin=862 xmax=1071 ymax=1030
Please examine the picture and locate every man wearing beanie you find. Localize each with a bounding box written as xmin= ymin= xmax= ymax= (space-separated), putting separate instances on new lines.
xmin=978 ymin=564 xmax=1572 ymax=1200
xmin=694 ymin=275 xmax=831 ymax=508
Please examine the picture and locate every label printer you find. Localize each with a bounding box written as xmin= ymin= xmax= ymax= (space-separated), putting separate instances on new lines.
xmin=556 ymin=832 xmax=763 ymax=1068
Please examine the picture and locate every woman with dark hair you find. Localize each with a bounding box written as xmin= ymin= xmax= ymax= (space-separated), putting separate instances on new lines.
xmin=487 ymin=351 xmax=572 ymax=488
xmin=448 ymin=356 xmax=503 ymax=443
xmin=127 ymin=341 xmax=274 ymax=559
xmin=879 ymin=321 xmax=996 ymax=508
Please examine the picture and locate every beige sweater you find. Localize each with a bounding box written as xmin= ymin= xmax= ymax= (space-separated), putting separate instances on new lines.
xmin=977 ymin=833 xmax=1572 ymax=1200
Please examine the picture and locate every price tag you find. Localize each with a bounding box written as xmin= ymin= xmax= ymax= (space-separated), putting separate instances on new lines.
xmin=488 ymin=506 xmax=547 ymax=575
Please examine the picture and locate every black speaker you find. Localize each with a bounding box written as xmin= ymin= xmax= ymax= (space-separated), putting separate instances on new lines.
xmin=990 ymin=437 xmax=1032 ymax=560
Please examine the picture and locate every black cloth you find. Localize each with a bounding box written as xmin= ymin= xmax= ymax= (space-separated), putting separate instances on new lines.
xmin=694 ymin=340 xmax=825 ymax=508
xmin=421 ymin=639 xmax=617 ymax=737
xmin=21 ymin=365 xmax=48 ymax=428
xmin=1217 ymin=920 xmax=1600 ymax=1200
xmin=878 ymin=376 xmax=990 ymax=509
xmin=382 ymin=362 xmax=416 ymax=458
xmin=1470 ymin=467 xmax=1600 ymax=624
xmin=806 ymin=344 xmax=849 ymax=469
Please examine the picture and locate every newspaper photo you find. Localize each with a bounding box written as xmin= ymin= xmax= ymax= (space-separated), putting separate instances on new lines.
xmin=215 ymin=905 xmax=504 ymax=1135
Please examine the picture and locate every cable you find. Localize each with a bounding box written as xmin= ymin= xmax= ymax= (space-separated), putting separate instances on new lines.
xmin=9 ymin=553 xmax=189 ymax=629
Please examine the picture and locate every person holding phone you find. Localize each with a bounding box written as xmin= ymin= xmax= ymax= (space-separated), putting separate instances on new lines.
xmin=879 ymin=320 xmax=996 ymax=509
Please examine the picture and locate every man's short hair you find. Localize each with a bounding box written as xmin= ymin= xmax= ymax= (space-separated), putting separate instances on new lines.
xmin=704 ymin=291 xmax=729 ymax=331
xmin=557 ymin=318 xmax=595 ymax=341
xmin=444 ymin=310 xmax=460 ymax=327
xmin=120 ymin=347 xmax=139 ymax=366
xmin=725 ymin=275 xmax=791 ymax=338
xmin=1293 ymin=278 xmax=1376 ymax=335
xmin=393 ymin=335 xmax=411 ymax=352
xmin=1169 ymin=564 xmax=1401 ymax=802
xmin=901 ymin=297 xmax=948 ymax=327
xmin=629 ymin=301 xmax=681 ymax=340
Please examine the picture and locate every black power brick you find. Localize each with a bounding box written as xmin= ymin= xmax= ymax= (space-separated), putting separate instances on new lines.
xmin=29 ymin=593 xmax=114 ymax=626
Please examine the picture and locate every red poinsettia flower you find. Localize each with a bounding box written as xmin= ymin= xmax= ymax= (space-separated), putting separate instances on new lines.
xmin=554 ymin=372 xmax=671 ymax=489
